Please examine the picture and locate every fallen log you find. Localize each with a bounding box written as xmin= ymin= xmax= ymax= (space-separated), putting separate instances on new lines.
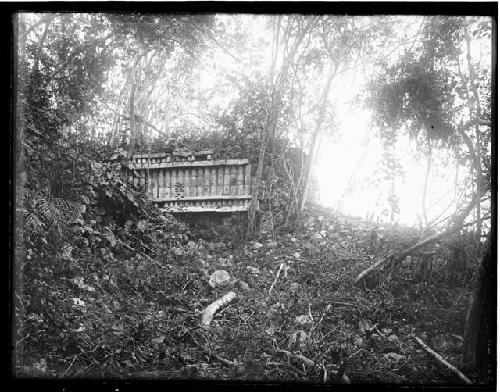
xmin=412 ymin=335 xmax=472 ymax=384
xmin=201 ymin=291 xmax=236 ymax=328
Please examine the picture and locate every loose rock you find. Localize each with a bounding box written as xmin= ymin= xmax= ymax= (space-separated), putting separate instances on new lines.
xmin=311 ymin=233 xmax=323 ymax=242
xmin=253 ymin=242 xmax=263 ymax=250
xmin=246 ymin=266 xmax=260 ymax=274
xmin=289 ymin=330 xmax=309 ymax=350
xmin=267 ymin=241 xmax=278 ymax=249
xmin=295 ymin=314 xmax=313 ymax=326
xmin=208 ymin=270 xmax=231 ymax=288
xmin=218 ymin=257 xmax=233 ymax=267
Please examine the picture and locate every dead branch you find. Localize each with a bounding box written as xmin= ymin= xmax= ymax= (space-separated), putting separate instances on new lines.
xmin=208 ymin=351 xmax=242 ymax=368
xmin=354 ymin=190 xmax=485 ymax=284
xmin=277 ymin=348 xmax=315 ymax=367
xmin=268 ymin=262 xmax=285 ymax=295
xmin=189 ymin=329 xmax=242 ymax=368
xmin=412 ymin=335 xmax=472 ymax=384
xmin=266 ymin=361 xmax=307 ymax=377
xmin=201 ymin=291 xmax=236 ymax=328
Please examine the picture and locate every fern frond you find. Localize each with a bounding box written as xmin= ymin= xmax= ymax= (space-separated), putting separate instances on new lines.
xmin=24 ymin=210 xmax=45 ymax=235
xmin=52 ymin=198 xmax=81 ymax=222
xmin=31 ymin=196 xmax=81 ymax=235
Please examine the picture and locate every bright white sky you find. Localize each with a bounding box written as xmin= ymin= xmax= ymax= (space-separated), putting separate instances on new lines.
xmin=312 ymin=17 xmax=490 ymax=226
xmin=313 ymin=74 xmax=464 ymax=226
xmin=314 ymin=111 xmax=463 ymax=226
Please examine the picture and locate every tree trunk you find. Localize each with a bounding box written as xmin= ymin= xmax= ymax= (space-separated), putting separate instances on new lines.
xmin=464 ymin=32 xmax=484 ymax=241
xmin=127 ymin=56 xmax=141 ymax=158
xmin=422 ymin=139 xmax=432 ymax=227
xmin=127 ymin=81 xmax=137 ymax=157
xmin=33 ymin=16 xmax=55 ymax=74
xmin=247 ymin=18 xmax=310 ymax=234
xmin=299 ymin=63 xmax=336 ymax=213
xmin=463 ymin=233 xmax=493 ymax=379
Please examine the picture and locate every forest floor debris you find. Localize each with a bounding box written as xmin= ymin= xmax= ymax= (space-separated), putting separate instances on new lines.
xmin=16 ymin=203 xmax=483 ymax=383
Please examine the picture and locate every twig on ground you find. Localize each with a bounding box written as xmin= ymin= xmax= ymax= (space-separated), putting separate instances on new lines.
xmin=334 ymin=348 xmax=373 ymax=384
xmin=276 ymin=348 xmax=315 ymax=367
xmin=61 ymin=343 xmax=100 ymax=377
xmin=266 ymin=361 xmax=307 ymax=377
xmin=308 ymin=302 xmax=314 ymax=322
xmin=209 ymin=352 xmax=241 ymax=368
xmin=189 ymin=329 xmax=241 ymax=368
xmin=412 ymin=335 xmax=472 ymax=384
xmin=310 ymin=304 xmax=331 ymax=334
xmin=268 ymin=262 xmax=285 ymax=295
xmin=331 ymin=301 xmax=356 ymax=307
xmin=375 ymin=327 xmax=406 ymax=354
xmin=315 ymin=325 xmax=341 ymax=347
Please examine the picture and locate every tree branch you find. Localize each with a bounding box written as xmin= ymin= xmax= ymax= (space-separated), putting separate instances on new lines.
xmin=413 ymin=335 xmax=472 ymax=384
xmin=354 ymin=188 xmax=486 ymax=284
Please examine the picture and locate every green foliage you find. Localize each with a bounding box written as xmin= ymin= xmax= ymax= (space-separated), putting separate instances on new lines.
xmin=368 ymin=61 xmax=454 ymax=142
xmin=215 ymin=77 xmax=269 ymax=161
xmin=106 ymin=13 xmax=214 ymax=56
xmin=367 ymin=16 xmax=491 ymax=156
xmin=366 ymin=16 xmax=492 ymax=222
xmin=24 ymin=194 xmax=81 ymax=236
xmin=22 ymin=14 xmax=114 ymax=145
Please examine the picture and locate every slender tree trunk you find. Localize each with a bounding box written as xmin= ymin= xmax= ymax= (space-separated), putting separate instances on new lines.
xmin=33 ymin=16 xmax=55 ymax=74
xmin=463 ymin=233 xmax=493 ymax=379
xmin=127 ymin=57 xmax=140 ymax=157
xmin=127 ymin=80 xmax=137 ymax=157
xmin=299 ymin=63 xmax=337 ymax=212
xmin=464 ymin=32 xmax=484 ymax=241
xmin=422 ymin=138 xmax=432 ymax=227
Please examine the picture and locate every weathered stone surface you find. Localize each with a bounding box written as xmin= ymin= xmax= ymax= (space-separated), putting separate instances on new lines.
xmin=246 ymin=266 xmax=260 ymax=274
xmin=208 ymin=270 xmax=231 ymax=288
xmin=218 ymin=257 xmax=233 ymax=267
xmin=289 ymin=330 xmax=309 ymax=350
xmin=295 ymin=315 xmax=313 ymax=326
xmin=311 ymin=233 xmax=323 ymax=242
xmin=253 ymin=242 xmax=264 ymax=250
xmin=267 ymin=241 xmax=278 ymax=249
